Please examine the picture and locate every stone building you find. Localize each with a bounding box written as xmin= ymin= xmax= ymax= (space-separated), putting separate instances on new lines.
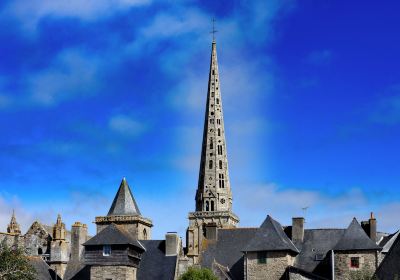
xmin=1 ymin=38 xmax=400 ymax=280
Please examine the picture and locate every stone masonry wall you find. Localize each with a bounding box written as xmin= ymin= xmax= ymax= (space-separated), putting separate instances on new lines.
xmin=245 ymin=251 xmax=294 ymax=280
xmin=90 ymin=265 xmax=137 ymax=280
xmin=334 ymin=251 xmax=377 ymax=280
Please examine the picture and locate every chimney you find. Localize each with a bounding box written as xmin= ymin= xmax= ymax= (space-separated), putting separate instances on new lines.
xmin=165 ymin=232 xmax=180 ymax=256
xmin=70 ymin=222 xmax=88 ymax=262
xmin=361 ymin=212 xmax=377 ymax=242
xmin=292 ymin=217 xmax=305 ymax=243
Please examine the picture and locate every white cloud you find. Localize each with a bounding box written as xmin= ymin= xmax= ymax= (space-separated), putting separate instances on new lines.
xmin=108 ymin=114 xmax=147 ymax=138
xmin=29 ymin=49 xmax=101 ymax=106
xmin=4 ymin=0 xmax=151 ymax=32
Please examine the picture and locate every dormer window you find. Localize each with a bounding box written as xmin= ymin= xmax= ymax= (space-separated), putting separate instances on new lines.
xmin=103 ymin=245 xmax=111 ymax=256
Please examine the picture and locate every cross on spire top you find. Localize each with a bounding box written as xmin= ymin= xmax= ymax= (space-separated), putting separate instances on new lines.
xmin=210 ymin=18 xmax=218 ymax=41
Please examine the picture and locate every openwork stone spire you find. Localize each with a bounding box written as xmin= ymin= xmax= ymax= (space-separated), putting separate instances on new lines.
xmin=196 ymin=40 xmax=233 ymax=213
xmin=7 ymin=210 xmax=21 ymax=235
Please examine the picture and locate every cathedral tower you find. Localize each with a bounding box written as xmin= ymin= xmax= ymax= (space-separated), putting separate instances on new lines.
xmin=187 ymin=39 xmax=239 ymax=262
xmin=49 ymin=214 xmax=69 ymax=279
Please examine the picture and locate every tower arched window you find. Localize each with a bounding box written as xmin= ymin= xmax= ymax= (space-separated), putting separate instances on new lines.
xmin=219 ymin=160 xmax=223 ymax=169
xmin=218 ymin=145 xmax=223 ymax=155
xmin=205 ymin=201 xmax=210 ymax=211
xmin=209 ymin=160 xmax=213 ymax=169
xmin=143 ymin=228 xmax=147 ymax=240
xmin=211 ymin=200 xmax=215 ymax=211
xmin=218 ymin=129 xmax=221 ymax=136
xmin=219 ymin=174 xmax=225 ymax=188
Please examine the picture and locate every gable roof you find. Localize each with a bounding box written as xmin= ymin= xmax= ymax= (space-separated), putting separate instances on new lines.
xmin=108 ymin=178 xmax=141 ymax=216
xmin=137 ymin=240 xmax=177 ymax=280
xmin=201 ymin=228 xmax=258 ymax=279
xmin=28 ymin=257 xmax=61 ymax=280
xmin=83 ymin=223 xmax=145 ymax=251
xmin=333 ymin=218 xmax=381 ymax=251
xmin=381 ymin=230 xmax=399 ymax=253
xmin=243 ymin=215 xmax=299 ymax=254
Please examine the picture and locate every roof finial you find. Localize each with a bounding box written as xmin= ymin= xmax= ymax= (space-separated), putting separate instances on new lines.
xmin=210 ymin=17 xmax=218 ymax=42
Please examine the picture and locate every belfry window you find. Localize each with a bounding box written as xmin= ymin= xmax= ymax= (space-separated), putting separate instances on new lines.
xmin=217 ymin=119 xmax=221 ymax=124
xmin=209 ymin=160 xmax=213 ymax=169
xmin=143 ymin=229 xmax=147 ymax=240
xmin=206 ymin=201 xmax=210 ymax=211
xmin=103 ymin=245 xmax=111 ymax=256
xmin=218 ymin=129 xmax=221 ymax=136
xmin=219 ymin=174 xmax=225 ymax=188
xmin=219 ymin=160 xmax=223 ymax=169
xmin=211 ymin=200 xmax=215 ymax=211
xmin=218 ymin=145 xmax=223 ymax=155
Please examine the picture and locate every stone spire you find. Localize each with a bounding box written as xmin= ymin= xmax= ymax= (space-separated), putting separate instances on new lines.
xmin=7 ymin=210 xmax=21 ymax=235
xmin=187 ymin=39 xmax=239 ymax=262
xmin=195 ymin=40 xmax=233 ymax=213
xmin=53 ymin=214 xmax=66 ymax=240
xmin=108 ymin=177 xmax=141 ymax=216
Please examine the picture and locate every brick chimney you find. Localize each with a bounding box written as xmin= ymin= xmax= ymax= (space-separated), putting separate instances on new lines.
xmin=292 ymin=217 xmax=305 ymax=243
xmin=361 ymin=212 xmax=377 ymax=242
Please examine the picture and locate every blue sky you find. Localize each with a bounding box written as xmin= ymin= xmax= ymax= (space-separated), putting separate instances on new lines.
xmin=0 ymin=0 xmax=399 ymax=239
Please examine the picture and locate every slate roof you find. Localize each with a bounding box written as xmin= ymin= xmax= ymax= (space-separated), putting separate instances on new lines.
xmin=243 ymin=215 xmax=299 ymax=254
xmin=108 ymin=178 xmax=141 ymax=216
xmin=200 ymin=228 xmax=257 ymax=280
xmin=375 ymin=229 xmax=400 ymax=279
xmin=137 ymin=240 xmax=177 ymax=280
xmin=381 ymin=230 xmax=400 ymax=253
xmin=83 ymin=223 xmax=145 ymax=251
xmin=333 ymin=218 xmax=381 ymax=251
xmin=28 ymin=257 xmax=61 ymax=280
xmin=294 ymin=229 xmax=345 ymax=273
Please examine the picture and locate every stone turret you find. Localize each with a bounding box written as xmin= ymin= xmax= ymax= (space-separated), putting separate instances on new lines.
xmin=7 ymin=210 xmax=21 ymax=235
xmin=95 ymin=177 xmax=153 ymax=240
xmin=49 ymin=214 xmax=69 ymax=279
xmin=187 ymin=39 xmax=239 ymax=263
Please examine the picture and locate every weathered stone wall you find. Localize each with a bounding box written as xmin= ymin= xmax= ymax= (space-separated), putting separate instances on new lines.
xmin=288 ymin=271 xmax=313 ymax=280
xmin=245 ymin=251 xmax=294 ymax=280
xmin=49 ymin=263 xmax=68 ymax=279
xmin=334 ymin=251 xmax=377 ymax=280
xmin=90 ymin=265 xmax=137 ymax=280
xmin=70 ymin=222 xmax=88 ymax=262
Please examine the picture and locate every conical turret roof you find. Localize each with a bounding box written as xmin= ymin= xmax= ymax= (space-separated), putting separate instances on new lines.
xmin=334 ymin=218 xmax=381 ymax=251
xmin=107 ymin=178 xmax=141 ymax=216
xmin=243 ymin=215 xmax=299 ymax=253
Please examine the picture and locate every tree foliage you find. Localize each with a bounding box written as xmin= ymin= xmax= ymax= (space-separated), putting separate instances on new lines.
xmin=179 ymin=267 xmax=218 ymax=280
xmin=0 ymin=243 xmax=36 ymax=280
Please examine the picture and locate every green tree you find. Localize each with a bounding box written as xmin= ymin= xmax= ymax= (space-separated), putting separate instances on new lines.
xmin=0 ymin=243 xmax=36 ymax=280
xmin=179 ymin=267 xmax=218 ymax=280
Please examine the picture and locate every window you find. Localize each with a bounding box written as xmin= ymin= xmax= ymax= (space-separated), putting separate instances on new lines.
xmin=143 ymin=229 xmax=147 ymax=240
xmin=350 ymin=257 xmax=360 ymax=268
xmin=216 ymin=98 xmax=219 ymax=104
xmin=210 ymin=119 xmax=214 ymax=124
xmin=218 ymin=145 xmax=223 ymax=155
xmin=257 ymin=251 xmax=267 ymax=264
xmin=209 ymin=160 xmax=213 ymax=169
xmin=211 ymin=92 xmax=214 ymax=97
xmin=219 ymin=160 xmax=223 ymax=169
xmin=219 ymin=174 xmax=225 ymax=188
xmin=218 ymin=129 xmax=221 ymax=136
xmin=212 ymin=70 xmax=215 ymax=75
xmin=217 ymin=119 xmax=221 ymax=125
xmin=38 ymin=248 xmax=43 ymax=255
xmin=210 ymin=138 xmax=213 ymax=149
xmin=103 ymin=245 xmax=111 ymax=256
xmin=211 ymin=200 xmax=214 ymax=211
xmin=205 ymin=201 xmax=210 ymax=211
